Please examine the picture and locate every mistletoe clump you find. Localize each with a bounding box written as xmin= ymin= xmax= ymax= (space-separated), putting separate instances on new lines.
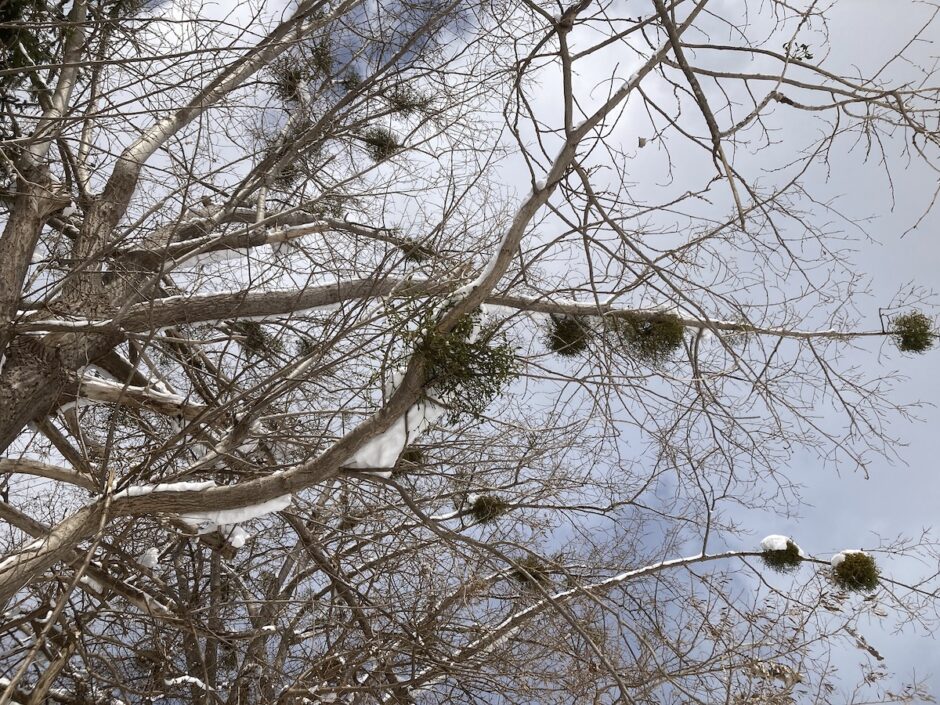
xmin=545 ymin=315 xmax=592 ymax=357
xmin=398 ymin=239 xmax=434 ymax=262
xmin=399 ymin=447 xmax=424 ymax=466
xmin=832 ymin=551 xmax=880 ymax=592
xmin=414 ymin=309 xmax=518 ymax=423
xmin=892 ymin=311 xmax=934 ymax=354
xmin=386 ymin=86 xmax=432 ymax=117
xmin=269 ymin=59 xmax=311 ymax=102
xmin=470 ymin=495 xmax=510 ymax=524
xmin=511 ymin=556 xmax=551 ymax=589
xmin=391 ymin=447 xmax=424 ymax=478
xmin=308 ymin=39 xmax=333 ymax=74
xmin=232 ymin=321 xmax=283 ymax=356
xmin=362 ymin=127 xmax=401 ymax=162
xmin=295 ymin=336 xmax=316 ymax=358
xmin=760 ymin=539 xmax=803 ymax=574
xmin=340 ymin=70 xmax=362 ymax=91
xmin=612 ymin=311 xmax=685 ymax=364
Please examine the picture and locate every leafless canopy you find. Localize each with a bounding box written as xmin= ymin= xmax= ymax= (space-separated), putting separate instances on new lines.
xmin=1 ymin=0 xmax=939 ymax=703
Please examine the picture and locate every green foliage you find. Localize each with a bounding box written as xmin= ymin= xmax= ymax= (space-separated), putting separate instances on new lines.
xmin=611 ymin=311 xmax=685 ymax=364
xmin=304 ymin=195 xmax=345 ymax=219
xmin=261 ymin=118 xmax=315 ymax=189
xmin=470 ymin=495 xmax=509 ymax=524
xmin=760 ymin=540 xmax=803 ymax=574
xmin=232 ymin=321 xmax=283 ymax=356
xmin=410 ymin=309 xmax=518 ymax=424
xmin=892 ymin=311 xmax=934 ymax=354
xmin=545 ymin=315 xmax=592 ymax=357
xmin=269 ymin=40 xmax=331 ymax=102
xmin=832 ymin=552 xmax=880 ymax=593
xmin=512 ymin=556 xmax=551 ymax=589
xmin=308 ymin=40 xmax=333 ymax=75
xmin=1 ymin=1 xmax=56 ymax=75
xmin=1 ymin=0 xmax=59 ymax=135
xmin=362 ymin=127 xmax=400 ymax=162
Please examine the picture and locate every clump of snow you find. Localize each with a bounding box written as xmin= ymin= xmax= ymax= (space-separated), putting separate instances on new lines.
xmin=139 ymin=547 xmax=160 ymax=569
xmin=79 ymin=575 xmax=105 ymax=593
xmin=224 ymin=526 xmax=250 ymax=549
xmin=760 ymin=535 xmax=791 ymax=551
xmin=761 ymin=534 xmax=805 ymax=556
xmin=344 ymin=400 xmax=444 ymax=471
xmin=831 ymin=549 xmax=866 ymax=568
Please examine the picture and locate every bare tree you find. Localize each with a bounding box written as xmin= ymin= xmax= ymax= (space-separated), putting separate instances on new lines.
xmin=1 ymin=0 xmax=939 ymax=703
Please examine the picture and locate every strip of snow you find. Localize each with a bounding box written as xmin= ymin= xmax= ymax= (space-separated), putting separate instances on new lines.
xmin=165 ymin=676 xmax=212 ymax=691
xmin=181 ymin=494 xmax=292 ymax=528
xmin=451 ymin=226 xmax=515 ymax=302
xmin=0 ymin=538 xmax=45 ymax=572
xmin=79 ymin=377 xmax=192 ymax=407
xmin=394 ymin=550 xmax=749 ymax=702
xmin=428 ymin=510 xmax=461 ymax=521
xmin=56 ymin=399 xmax=88 ymax=415
xmin=115 ymin=480 xmax=217 ymax=498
